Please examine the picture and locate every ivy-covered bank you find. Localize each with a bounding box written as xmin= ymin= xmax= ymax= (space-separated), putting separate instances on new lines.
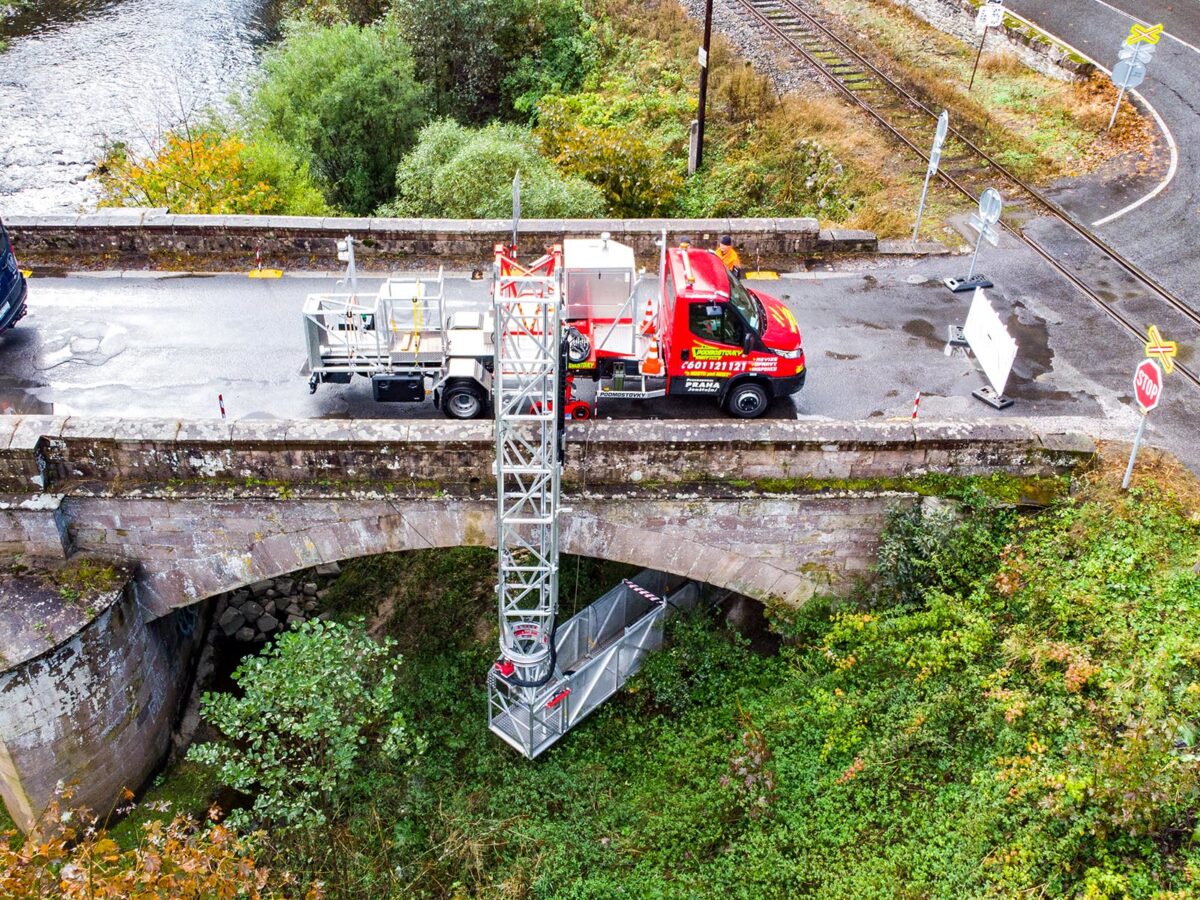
xmin=6 ymin=454 xmax=1200 ymax=897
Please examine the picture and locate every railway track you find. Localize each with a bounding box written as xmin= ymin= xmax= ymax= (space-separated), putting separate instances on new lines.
xmin=731 ymin=0 xmax=1200 ymax=389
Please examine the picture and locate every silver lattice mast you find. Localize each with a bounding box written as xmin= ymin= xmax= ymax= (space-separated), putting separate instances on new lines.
xmin=486 ymin=237 xmax=703 ymax=759
xmin=489 ymin=243 xmax=564 ymax=725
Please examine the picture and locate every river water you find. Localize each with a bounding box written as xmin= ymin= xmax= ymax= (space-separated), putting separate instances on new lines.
xmin=0 ymin=0 xmax=277 ymax=215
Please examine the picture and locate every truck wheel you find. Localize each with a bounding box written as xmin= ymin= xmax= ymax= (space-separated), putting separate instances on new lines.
xmin=444 ymin=384 xmax=486 ymax=419
xmin=725 ymin=382 xmax=769 ymax=419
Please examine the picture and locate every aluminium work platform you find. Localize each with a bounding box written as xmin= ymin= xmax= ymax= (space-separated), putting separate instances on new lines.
xmin=488 ymin=571 xmax=700 ymax=758
xmin=302 ymin=269 xmax=454 ymax=377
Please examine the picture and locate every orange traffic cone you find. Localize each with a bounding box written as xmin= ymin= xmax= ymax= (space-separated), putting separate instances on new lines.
xmin=638 ymin=297 xmax=656 ymax=335
xmin=641 ymin=338 xmax=663 ymax=376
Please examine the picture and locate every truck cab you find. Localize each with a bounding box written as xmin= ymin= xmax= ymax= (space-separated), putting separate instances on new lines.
xmin=660 ymin=246 xmax=805 ymax=418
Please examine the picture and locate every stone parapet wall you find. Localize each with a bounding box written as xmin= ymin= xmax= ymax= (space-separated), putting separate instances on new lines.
xmin=0 ymin=417 xmax=1093 ymax=496
xmin=5 ymin=212 xmax=875 ymax=270
xmin=0 ymin=495 xmax=67 ymax=558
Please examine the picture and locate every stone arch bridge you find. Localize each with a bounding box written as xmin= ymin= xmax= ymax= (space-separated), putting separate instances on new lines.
xmin=0 ymin=417 xmax=1094 ymax=616
xmin=0 ymin=416 xmax=1093 ymax=833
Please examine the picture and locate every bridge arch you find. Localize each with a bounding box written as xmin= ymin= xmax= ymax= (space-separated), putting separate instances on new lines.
xmin=127 ymin=494 xmax=890 ymax=617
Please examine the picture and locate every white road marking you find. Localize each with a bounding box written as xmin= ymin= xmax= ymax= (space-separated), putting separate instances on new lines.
xmin=1003 ymin=8 xmax=1179 ymax=227
xmin=1082 ymin=0 xmax=1200 ymax=57
xmin=778 ymin=271 xmax=859 ymax=280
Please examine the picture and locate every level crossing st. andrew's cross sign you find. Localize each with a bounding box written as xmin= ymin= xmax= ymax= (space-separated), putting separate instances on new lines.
xmin=1144 ymin=325 xmax=1177 ymax=375
xmin=1127 ymin=22 xmax=1164 ymax=45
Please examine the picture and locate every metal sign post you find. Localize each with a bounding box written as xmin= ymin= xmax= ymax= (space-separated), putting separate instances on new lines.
xmin=1108 ymin=24 xmax=1161 ymax=130
xmin=511 ymin=171 xmax=521 ymax=251
xmin=1123 ymin=358 xmax=1163 ymax=489
xmin=1107 ymin=58 xmax=1147 ymax=130
xmin=970 ymin=0 xmax=1006 ymax=91
xmin=945 ymin=188 xmax=1002 ymax=292
xmin=695 ymin=0 xmax=714 ymax=171
xmin=912 ymin=111 xmax=950 ymax=243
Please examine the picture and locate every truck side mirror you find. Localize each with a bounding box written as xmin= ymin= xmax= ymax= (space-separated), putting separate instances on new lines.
xmin=743 ymin=333 xmax=754 ymax=354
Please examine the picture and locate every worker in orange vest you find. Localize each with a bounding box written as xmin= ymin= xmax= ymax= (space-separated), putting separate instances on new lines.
xmin=715 ymin=234 xmax=743 ymax=279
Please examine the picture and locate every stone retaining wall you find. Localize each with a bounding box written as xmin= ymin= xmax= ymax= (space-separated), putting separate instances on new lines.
xmin=0 ymin=564 xmax=203 ymax=834
xmin=896 ymin=0 xmax=1095 ymax=81
xmin=5 ymin=212 xmax=876 ymax=271
xmin=215 ymin=564 xmax=340 ymax=643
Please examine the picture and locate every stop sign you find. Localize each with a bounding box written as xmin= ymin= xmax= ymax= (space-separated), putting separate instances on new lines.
xmin=1134 ymin=359 xmax=1163 ymax=413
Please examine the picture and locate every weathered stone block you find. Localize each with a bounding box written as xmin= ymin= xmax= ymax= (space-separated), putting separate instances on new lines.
xmin=217 ymin=608 xmax=245 ymax=636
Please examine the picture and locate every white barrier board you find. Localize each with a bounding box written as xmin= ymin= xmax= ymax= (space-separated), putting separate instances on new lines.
xmin=964 ymin=287 xmax=1018 ymax=395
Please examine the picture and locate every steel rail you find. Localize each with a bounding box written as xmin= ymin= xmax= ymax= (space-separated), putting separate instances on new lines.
xmin=730 ymin=0 xmax=1200 ymax=389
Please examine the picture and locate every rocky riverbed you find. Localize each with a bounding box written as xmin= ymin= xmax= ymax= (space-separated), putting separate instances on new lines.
xmin=0 ymin=0 xmax=276 ymax=213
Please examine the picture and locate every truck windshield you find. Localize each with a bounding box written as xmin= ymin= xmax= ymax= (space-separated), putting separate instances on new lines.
xmin=727 ymin=274 xmax=761 ymax=335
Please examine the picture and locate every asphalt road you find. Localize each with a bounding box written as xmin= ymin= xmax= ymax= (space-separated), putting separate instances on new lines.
xmin=1006 ymin=0 xmax=1200 ymax=309
xmin=2 ymin=240 xmax=1198 ymax=469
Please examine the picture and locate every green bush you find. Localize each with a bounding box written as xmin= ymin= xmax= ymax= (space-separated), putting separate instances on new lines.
xmin=875 ymin=492 xmax=1015 ymax=607
xmin=394 ymin=0 xmax=595 ymax=123
xmin=249 ymin=19 xmax=428 ymax=214
xmin=532 ymin=22 xmax=695 ymax=214
xmin=636 ymin=612 xmax=753 ymax=716
xmin=188 ymin=619 xmax=417 ymax=830
xmin=151 ymin=468 xmax=1200 ymax=896
xmin=384 ymin=119 xmax=604 ymax=218
xmin=501 ymin=0 xmax=599 ymax=116
xmin=677 ymin=132 xmax=854 ymax=220
xmin=537 ymin=102 xmax=683 ymax=216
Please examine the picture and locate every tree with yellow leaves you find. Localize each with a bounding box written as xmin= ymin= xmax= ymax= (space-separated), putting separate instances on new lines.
xmin=94 ymin=126 xmax=329 ymax=216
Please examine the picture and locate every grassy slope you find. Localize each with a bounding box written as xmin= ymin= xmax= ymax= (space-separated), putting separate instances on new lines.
xmin=586 ymin=0 xmax=1150 ymax=239
xmin=295 ymin=455 xmax=1200 ymax=897
xmin=816 ymin=0 xmax=1154 ymax=180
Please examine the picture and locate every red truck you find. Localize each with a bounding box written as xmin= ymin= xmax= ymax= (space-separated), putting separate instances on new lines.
xmin=304 ymin=235 xmax=805 ymax=420
xmin=561 ymin=237 xmax=806 ymax=419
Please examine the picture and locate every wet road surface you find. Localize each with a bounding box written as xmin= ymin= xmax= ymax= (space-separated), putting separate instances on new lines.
xmin=1006 ymin=0 xmax=1200 ymax=310
xmin=2 ymin=241 xmax=1196 ymax=469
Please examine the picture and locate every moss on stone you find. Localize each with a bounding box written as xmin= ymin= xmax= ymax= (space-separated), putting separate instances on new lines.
xmin=738 ymin=472 xmax=1069 ymax=504
xmin=42 ymin=558 xmax=122 ymax=599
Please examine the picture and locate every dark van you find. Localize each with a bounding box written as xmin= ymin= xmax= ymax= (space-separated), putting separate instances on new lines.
xmin=0 ymin=218 xmax=28 ymax=334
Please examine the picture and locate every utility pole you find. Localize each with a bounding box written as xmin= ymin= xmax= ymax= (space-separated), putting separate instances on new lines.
xmin=695 ymin=0 xmax=714 ymax=171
